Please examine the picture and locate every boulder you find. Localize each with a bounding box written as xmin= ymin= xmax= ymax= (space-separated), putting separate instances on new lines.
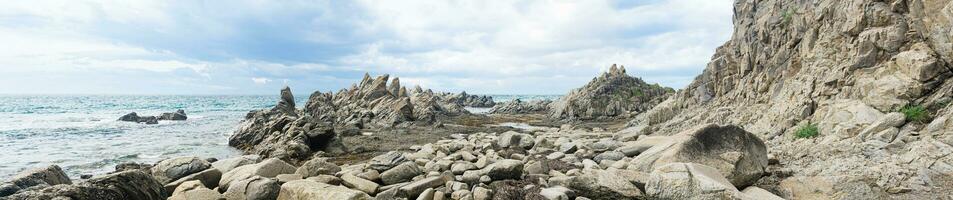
xmin=628 ymin=124 xmax=767 ymax=187
xmin=539 ymin=186 xmax=574 ymax=200
xmin=593 ymin=151 xmax=625 ymax=163
xmin=168 ymin=180 xmax=223 ymax=200
xmin=295 ymin=157 xmax=341 ymax=178
xmin=486 ymin=159 xmax=524 ymax=180
xmin=644 ymin=163 xmax=744 ymax=200
xmin=741 ymin=186 xmax=785 ymax=200
xmin=562 ymin=168 xmax=645 ymax=200
xmin=224 ymin=176 xmax=279 ymax=200
xmin=163 ymin=168 xmax=222 ymax=195
xmin=380 ymin=162 xmax=422 ymax=185
xmin=398 ymin=176 xmax=449 ymax=198
xmin=211 ymin=155 xmax=261 ymax=173
xmin=118 ymin=112 xmax=140 ymax=122
xmin=160 ymin=110 xmax=188 ymax=121
xmin=341 ymin=173 xmax=379 ymax=195
xmin=618 ymin=136 xmax=669 ymax=157
xmin=219 ymin=158 xmax=296 ymax=192
xmin=368 ymin=151 xmax=408 ymax=172
xmin=277 ymin=180 xmax=371 ymax=200
xmin=151 ymin=156 xmax=212 ymax=184
xmin=3 ymin=170 xmax=165 ymax=200
xmin=0 ymin=165 xmax=71 ymax=197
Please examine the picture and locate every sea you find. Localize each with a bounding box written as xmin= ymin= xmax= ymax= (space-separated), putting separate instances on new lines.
xmin=0 ymin=94 xmax=560 ymax=180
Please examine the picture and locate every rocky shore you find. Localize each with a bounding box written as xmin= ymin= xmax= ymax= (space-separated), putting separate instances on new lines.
xmin=4 ymin=0 xmax=953 ymax=199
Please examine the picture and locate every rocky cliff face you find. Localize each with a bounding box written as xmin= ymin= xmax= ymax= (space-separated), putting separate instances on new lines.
xmin=625 ymin=0 xmax=953 ymax=199
xmin=549 ymin=65 xmax=674 ymax=120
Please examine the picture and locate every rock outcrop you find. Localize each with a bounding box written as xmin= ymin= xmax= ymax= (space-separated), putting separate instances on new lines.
xmin=624 ymin=0 xmax=953 ymax=198
xmin=3 ymin=170 xmax=165 ymax=200
xmin=488 ymin=99 xmax=552 ymax=114
xmin=118 ymin=110 xmax=188 ymax=124
xmin=437 ymin=91 xmax=496 ymax=107
xmin=550 ymin=65 xmax=674 ymax=120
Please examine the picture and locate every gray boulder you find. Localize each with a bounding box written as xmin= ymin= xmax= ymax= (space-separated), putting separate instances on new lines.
xmin=224 ymin=176 xmax=279 ymax=200
xmin=0 ymin=165 xmax=71 ymax=197
xmin=160 ymin=110 xmax=188 ymax=121
xmin=628 ymin=124 xmax=767 ymax=187
xmin=219 ymin=158 xmax=295 ymax=192
xmin=163 ymin=168 xmax=221 ymax=195
xmin=562 ymin=168 xmax=646 ymax=200
xmin=211 ymin=155 xmax=261 ymax=173
xmin=380 ymin=162 xmax=422 ymax=185
xmin=486 ymin=159 xmax=524 ymax=180
xmin=644 ymin=163 xmax=744 ymax=200
xmin=295 ymin=157 xmax=341 ymax=178
xmin=277 ymin=180 xmax=371 ymax=200
xmin=151 ymin=156 xmax=212 ymax=184
xmin=3 ymin=170 xmax=165 ymax=200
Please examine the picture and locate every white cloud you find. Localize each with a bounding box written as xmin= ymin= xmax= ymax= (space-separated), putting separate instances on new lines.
xmin=251 ymin=77 xmax=271 ymax=84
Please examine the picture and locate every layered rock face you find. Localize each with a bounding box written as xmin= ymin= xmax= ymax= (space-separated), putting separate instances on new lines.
xmin=625 ymin=0 xmax=953 ymax=199
xmin=550 ymin=65 xmax=674 ymax=120
xmin=488 ymin=99 xmax=553 ymax=114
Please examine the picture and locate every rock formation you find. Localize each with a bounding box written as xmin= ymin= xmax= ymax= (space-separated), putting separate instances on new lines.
xmin=624 ymin=0 xmax=953 ymax=198
xmin=549 ymin=65 xmax=674 ymax=120
xmin=118 ymin=110 xmax=188 ymax=124
xmin=436 ymin=91 xmax=496 ymax=107
xmin=488 ymin=99 xmax=552 ymax=114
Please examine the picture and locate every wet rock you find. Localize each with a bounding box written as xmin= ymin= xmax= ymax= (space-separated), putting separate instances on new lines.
xmin=224 ymin=176 xmax=280 ymax=200
xmin=118 ymin=112 xmax=141 ymax=122
xmin=277 ymin=180 xmax=371 ymax=200
xmin=160 ymin=109 xmax=188 ymax=121
xmin=628 ymin=124 xmax=767 ymax=187
xmin=151 ymin=156 xmax=212 ymax=184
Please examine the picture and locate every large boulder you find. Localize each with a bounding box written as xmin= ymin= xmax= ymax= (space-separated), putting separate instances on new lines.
xmin=644 ymin=163 xmax=744 ymax=200
xmin=277 ymin=180 xmax=371 ymax=200
xmin=3 ymin=170 xmax=165 ymax=200
xmin=0 ymin=165 xmax=71 ymax=197
xmin=168 ymin=180 xmax=223 ymax=200
xmin=380 ymin=162 xmax=422 ymax=185
xmin=159 ymin=110 xmax=188 ymax=121
xmin=219 ymin=158 xmax=296 ymax=192
xmin=118 ymin=112 xmax=141 ymax=122
xmin=224 ymin=176 xmax=280 ymax=200
xmin=486 ymin=159 xmax=524 ymax=181
xmin=628 ymin=124 xmax=767 ymax=187
xmin=163 ymin=168 xmax=221 ymax=195
xmin=151 ymin=156 xmax=212 ymax=184
xmin=561 ymin=168 xmax=646 ymax=200
xmin=212 ymin=155 xmax=261 ymax=173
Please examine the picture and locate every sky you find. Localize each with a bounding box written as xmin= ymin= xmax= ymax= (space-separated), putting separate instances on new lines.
xmin=0 ymin=0 xmax=734 ymax=95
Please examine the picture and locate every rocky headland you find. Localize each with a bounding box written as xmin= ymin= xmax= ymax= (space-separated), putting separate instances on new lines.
xmin=3 ymin=0 xmax=953 ymax=199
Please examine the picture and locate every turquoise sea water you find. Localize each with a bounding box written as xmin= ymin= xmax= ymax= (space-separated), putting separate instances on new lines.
xmin=0 ymin=94 xmax=559 ymax=180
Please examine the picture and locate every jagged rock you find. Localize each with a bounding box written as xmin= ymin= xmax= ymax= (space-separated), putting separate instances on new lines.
xmin=151 ymin=156 xmax=212 ymax=184
xmin=437 ymin=91 xmax=496 ymax=107
xmin=219 ymin=158 xmax=296 ymax=192
xmin=0 ymin=165 xmax=71 ymax=197
xmin=488 ymin=99 xmax=552 ymax=114
xmin=549 ymin=64 xmax=674 ymax=120
xmin=277 ymin=180 xmax=372 ymax=200
xmin=628 ymin=124 xmax=767 ymax=188
xmin=295 ymin=157 xmax=341 ymax=178
xmin=224 ymin=176 xmax=280 ymax=200
xmin=368 ymin=151 xmax=408 ymax=172
xmin=644 ymin=163 xmax=744 ymax=200
xmin=3 ymin=170 xmax=165 ymax=200
xmin=230 ymin=87 xmax=341 ymax=162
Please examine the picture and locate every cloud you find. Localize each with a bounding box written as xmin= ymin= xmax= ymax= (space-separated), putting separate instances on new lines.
xmin=0 ymin=0 xmax=734 ymax=95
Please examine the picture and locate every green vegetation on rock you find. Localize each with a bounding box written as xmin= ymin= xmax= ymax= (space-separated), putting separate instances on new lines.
xmin=795 ymin=123 xmax=819 ymax=139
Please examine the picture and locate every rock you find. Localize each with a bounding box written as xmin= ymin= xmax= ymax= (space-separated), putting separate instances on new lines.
xmin=416 ymin=188 xmax=435 ymax=200
xmin=628 ymin=124 xmax=767 ymax=187
xmin=559 ymin=142 xmax=578 ymax=154
xmin=224 ymin=176 xmax=279 ymax=200
xmin=219 ymin=158 xmax=296 ymax=192
xmin=141 ymin=116 xmax=159 ymax=124
xmin=488 ymin=99 xmax=552 ymax=114
xmin=486 ymin=159 xmax=523 ymax=180
xmin=341 ymin=173 xmax=379 ymax=195
xmin=472 ymin=187 xmax=492 ymax=200
xmin=277 ymin=180 xmax=371 ymax=200
xmin=644 ymin=163 xmax=743 ymax=200
xmin=549 ymin=64 xmax=674 ymax=120
xmin=306 ymin=175 xmax=341 ymax=185
xmin=539 ymin=186 xmax=574 ymax=200
xmin=450 ymin=162 xmax=477 ymax=175
xmin=118 ymin=112 xmax=140 ymax=122
xmin=295 ymin=157 xmax=341 ymax=178
xmin=593 ymin=151 xmax=625 ymax=163
xmin=562 ymin=168 xmax=645 ymax=200
xmin=4 ymin=170 xmax=165 ymax=200
xmin=398 ymin=176 xmax=449 ymax=198
xmin=356 ymin=170 xmax=380 ymax=183
xmin=115 ymin=162 xmax=152 ymax=172
xmin=368 ymin=151 xmax=409 ymax=172
xmin=160 ymin=109 xmax=188 ymax=120
xmin=858 ymin=112 xmax=906 ymax=141
xmin=151 ymin=156 xmax=212 ymax=184
xmin=163 ymin=168 xmax=222 ymax=195
xmin=437 ymin=91 xmax=497 ymax=108
xmin=276 ymin=174 xmax=303 ymax=184
xmin=381 ymin=162 xmax=423 ymax=185
xmin=589 ymin=139 xmax=621 ymax=152
xmin=168 ymin=180 xmax=223 ymax=200
xmin=211 ymin=155 xmax=261 ymax=173
xmin=741 ymin=186 xmax=784 ymax=200
xmin=0 ymin=165 xmax=71 ymax=197
xmin=618 ymin=136 xmax=668 ymax=157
